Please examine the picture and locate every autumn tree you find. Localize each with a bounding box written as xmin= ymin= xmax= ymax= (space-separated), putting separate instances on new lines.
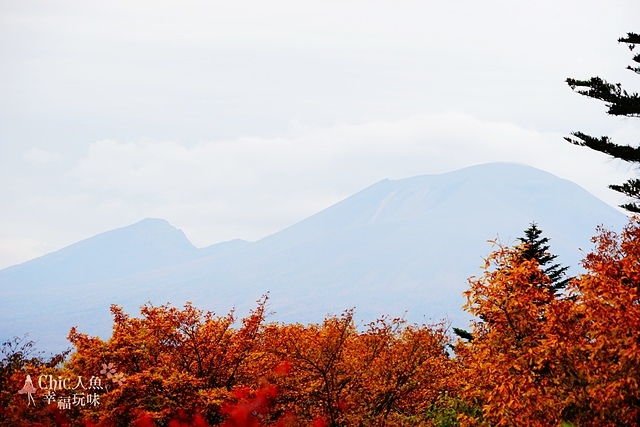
xmin=270 ymin=310 xmax=357 ymax=427
xmin=554 ymin=221 xmax=640 ymax=425
xmin=0 ymin=335 xmax=70 ymax=427
xmin=458 ymin=220 xmax=640 ymax=426
xmin=66 ymin=297 xmax=271 ymax=426
xmin=565 ymin=32 xmax=640 ymax=212
xmin=352 ymin=317 xmax=456 ymax=427
xmin=9 ymin=295 xmax=457 ymax=427
xmin=454 ymin=222 xmax=570 ymax=343
xmin=1 ymin=335 xmax=41 ymax=411
xmin=457 ymin=242 xmax=563 ymax=426
xmin=265 ymin=311 xmax=457 ymax=427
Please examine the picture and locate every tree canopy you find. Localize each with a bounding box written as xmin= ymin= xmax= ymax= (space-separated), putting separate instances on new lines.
xmin=565 ymin=32 xmax=640 ymax=212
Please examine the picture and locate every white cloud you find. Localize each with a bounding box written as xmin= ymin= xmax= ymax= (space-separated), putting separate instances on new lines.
xmin=65 ymin=111 xmax=632 ymax=249
xmin=23 ymin=148 xmax=63 ymax=164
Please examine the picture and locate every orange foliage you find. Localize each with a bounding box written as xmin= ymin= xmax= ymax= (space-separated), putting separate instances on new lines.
xmin=262 ymin=310 xmax=454 ymax=426
xmin=63 ymin=296 xmax=271 ymax=426
xmin=10 ymin=221 xmax=640 ymax=426
xmin=458 ymin=220 xmax=640 ymax=426
xmin=13 ymin=296 xmax=454 ymax=427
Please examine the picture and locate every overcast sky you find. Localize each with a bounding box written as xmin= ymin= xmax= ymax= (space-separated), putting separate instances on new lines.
xmin=1 ymin=0 xmax=639 ymax=269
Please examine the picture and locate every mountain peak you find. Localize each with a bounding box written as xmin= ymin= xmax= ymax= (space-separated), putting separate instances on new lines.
xmin=262 ymin=162 xmax=614 ymax=246
xmin=1 ymin=218 xmax=199 ymax=287
xmin=128 ymin=217 xmax=174 ymax=229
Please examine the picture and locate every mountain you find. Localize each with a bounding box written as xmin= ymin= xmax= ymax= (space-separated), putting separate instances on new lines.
xmin=0 ymin=163 xmax=629 ymax=352
xmin=1 ymin=218 xmax=200 ymax=288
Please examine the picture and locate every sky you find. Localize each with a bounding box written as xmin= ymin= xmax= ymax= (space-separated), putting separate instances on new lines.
xmin=1 ymin=0 xmax=639 ymax=269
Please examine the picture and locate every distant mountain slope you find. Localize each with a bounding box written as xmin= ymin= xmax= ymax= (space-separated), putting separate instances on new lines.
xmin=0 ymin=163 xmax=628 ymax=352
xmin=0 ymin=218 xmax=200 ymax=287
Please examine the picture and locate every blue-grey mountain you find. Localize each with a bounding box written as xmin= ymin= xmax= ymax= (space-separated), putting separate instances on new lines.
xmin=0 ymin=163 xmax=628 ymax=352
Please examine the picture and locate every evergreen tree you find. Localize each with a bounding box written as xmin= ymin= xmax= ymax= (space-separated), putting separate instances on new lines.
xmin=565 ymin=32 xmax=640 ymax=212
xmin=517 ymin=222 xmax=571 ymax=294
xmin=454 ymin=223 xmax=570 ymax=342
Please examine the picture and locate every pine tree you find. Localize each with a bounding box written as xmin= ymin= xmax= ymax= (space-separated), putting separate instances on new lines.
xmin=565 ymin=32 xmax=640 ymax=212
xmin=454 ymin=223 xmax=570 ymax=342
xmin=517 ymin=222 xmax=571 ymax=294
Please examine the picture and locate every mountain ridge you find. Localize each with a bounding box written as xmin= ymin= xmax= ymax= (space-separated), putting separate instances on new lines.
xmin=0 ymin=163 xmax=629 ymax=352
xmin=1 ymin=218 xmax=202 ymax=287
